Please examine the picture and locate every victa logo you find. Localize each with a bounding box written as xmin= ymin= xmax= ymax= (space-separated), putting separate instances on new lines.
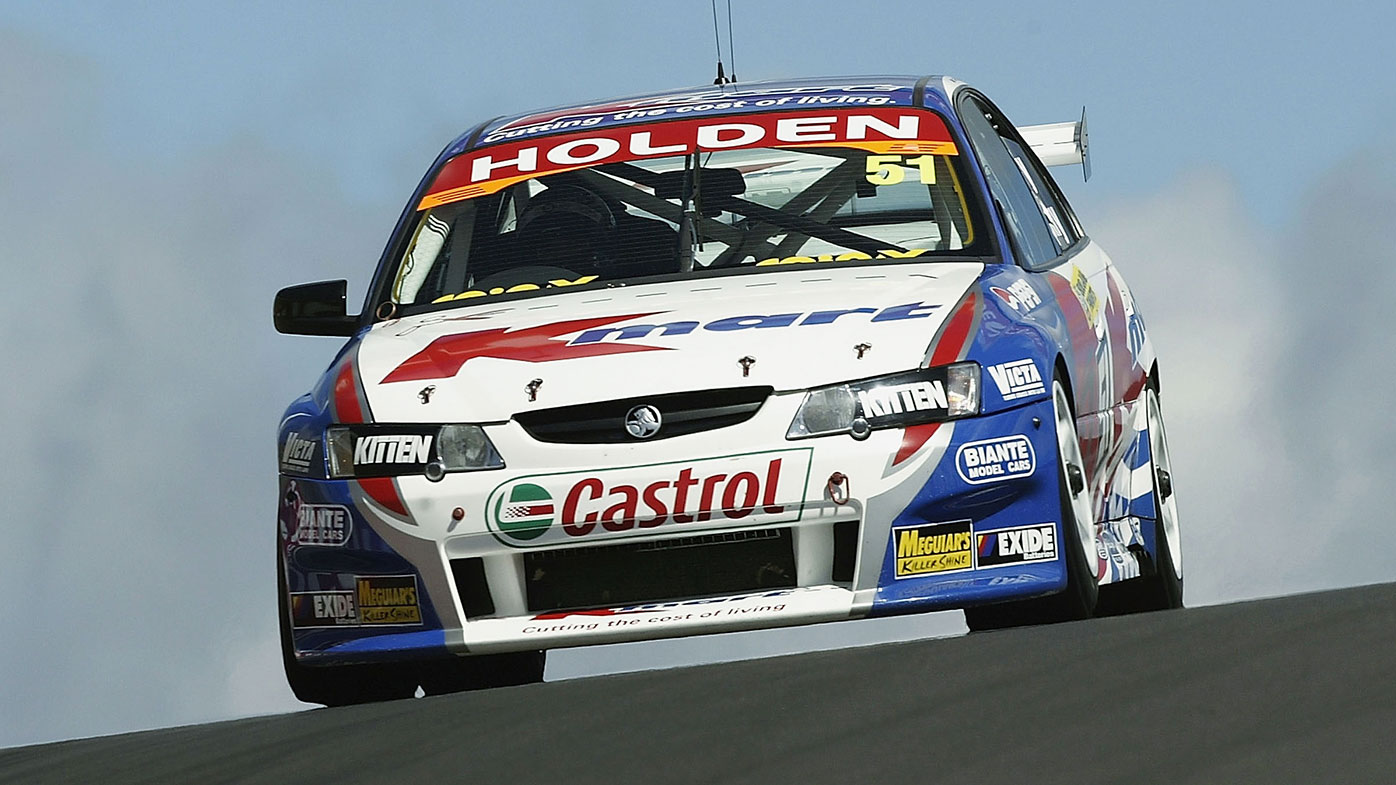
xmin=976 ymin=524 xmax=1057 ymax=568
xmin=496 ymin=483 xmax=555 ymax=540
xmin=354 ymin=434 xmax=433 ymax=465
xmin=280 ymin=434 xmax=316 ymax=472
xmin=487 ymin=450 xmax=811 ymax=547
xmin=986 ymin=359 xmax=1045 ymax=401
xmin=892 ymin=520 xmax=973 ymax=578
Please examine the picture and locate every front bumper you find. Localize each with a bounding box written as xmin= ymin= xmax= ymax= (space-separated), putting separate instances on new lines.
xmin=281 ymin=394 xmax=1069 ymax=664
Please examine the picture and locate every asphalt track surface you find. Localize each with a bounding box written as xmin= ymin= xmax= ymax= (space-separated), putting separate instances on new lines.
xmin=3 ymin=582 xmax=1393 ymax=785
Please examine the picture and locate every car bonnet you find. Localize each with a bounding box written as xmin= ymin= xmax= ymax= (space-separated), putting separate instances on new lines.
xmin=354 ymin=262 xmax=984 ymax=423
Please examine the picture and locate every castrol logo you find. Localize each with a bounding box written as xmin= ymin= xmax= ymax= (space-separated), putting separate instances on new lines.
xmin=485 ymin=449 xmax=812 ymax=547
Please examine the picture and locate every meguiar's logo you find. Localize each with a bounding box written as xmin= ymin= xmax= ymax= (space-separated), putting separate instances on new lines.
xmin=495 ymin=483 xmax=555 ymax=540
xmin=892 ymin=520 xmax=973 ymax=578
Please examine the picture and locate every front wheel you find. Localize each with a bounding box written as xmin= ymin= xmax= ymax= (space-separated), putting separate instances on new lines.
xmin=418 ymin=651 xmax=546 ymax=696
xmin=278 ymin=555 xmax=418 ymax=707
xmin=965 ymin=376 xmax=1099 ymax=630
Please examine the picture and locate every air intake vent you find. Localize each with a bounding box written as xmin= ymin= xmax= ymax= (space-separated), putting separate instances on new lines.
xmin=524 ymin=528 xmax=796 ymax=613
xmin=514 ymin=386 xmax=771 ymax=444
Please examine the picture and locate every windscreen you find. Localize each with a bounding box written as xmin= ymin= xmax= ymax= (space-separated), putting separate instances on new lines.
xmin=390 ymin=108 xmax=988 ymax=308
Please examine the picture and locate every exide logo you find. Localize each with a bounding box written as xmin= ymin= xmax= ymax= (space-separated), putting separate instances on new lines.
xmin=487 ymin=450 xmax=811 ymax=546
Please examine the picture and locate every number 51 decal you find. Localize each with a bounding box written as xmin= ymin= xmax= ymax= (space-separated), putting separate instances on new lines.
xmin=865 ymin=154 xmax=939 ymax=185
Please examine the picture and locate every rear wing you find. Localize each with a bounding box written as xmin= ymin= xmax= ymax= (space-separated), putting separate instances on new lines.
xmin=1018 ymin=107 xmax=1090 ymax=182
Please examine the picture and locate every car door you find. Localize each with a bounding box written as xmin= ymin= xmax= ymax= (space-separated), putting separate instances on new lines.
xmin=954 ymin=91 xmax=1124 ymax=490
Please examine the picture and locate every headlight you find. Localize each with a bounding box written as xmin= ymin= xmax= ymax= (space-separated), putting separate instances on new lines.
xmin=325 ymin=424 xmax=504 ymax=479
xmin=786 ymin=362 xmax=981 ymax=440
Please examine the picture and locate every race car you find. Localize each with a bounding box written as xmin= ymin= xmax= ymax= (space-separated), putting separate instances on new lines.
xmin=274 ymin=75 xmax=1183 ymax=706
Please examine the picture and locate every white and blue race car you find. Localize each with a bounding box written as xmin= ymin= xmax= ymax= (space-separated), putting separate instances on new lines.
xmin=274 ymin=75 xmax=1182 ymax=705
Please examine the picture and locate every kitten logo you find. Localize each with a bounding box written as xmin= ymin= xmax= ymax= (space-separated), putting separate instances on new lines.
xmin=893 ymin=520 xmax=973 ymax=578
xmin=858 ymin=380 xmax=948 ymax=420
xmin=354 ymin=434 xmax=433 ymax=465
xmin=976 ymin=524 xmax=1057 ymax=568
xmin=496 ymin=483 xmax=555 ymax=541
xmin=986 ymin=359 xmax=1046 ymax=401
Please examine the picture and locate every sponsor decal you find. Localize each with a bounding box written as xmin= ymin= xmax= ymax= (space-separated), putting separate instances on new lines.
xmin=956 ymin=435 xmax=1036 ymax=485
xmin=990 ymin=279 xmax=1042 ymax=313
xmin=384 ymin=304 xmax=941 ymax=383
xmin=432 ymin=275 xmax=598 ymax=304
xmin=755 ymin=249 xmax=929 ymax=266
xmin=976 ymin=524 xmax=1058 ymax=568
xmin=1070 ymin=265 xmax=1102 ymax=328
xmin=355 ymin=575 xmax=423 ymax=626
xmin=424 ymin=107 xmax=957 ymax=209
xmin=290 ymin=503 xmax=353 ymax=547
xmin=892 ymin=520 xmax=973 ymax=578
xmin=487 ymin=83 xmax=906 ymax=140
xmin=519 ymin=588 xmax=821 ymax=633
xmin=289 ymin=591 xmax=359 ymax=628
xmin=354 ymin=434 xmax=433 ymax=466
xmin=495 ymin=483 xmax=555 ymax=541
xmin=280 ymin=434 xmax=317 ymax=474
xmin=485 ymin=449 xmax=812 ymax=547
xmin=859 ymin=378 xmax=947 ymax=420
xmin=986 ymin=358 xmax=1045 ymax=401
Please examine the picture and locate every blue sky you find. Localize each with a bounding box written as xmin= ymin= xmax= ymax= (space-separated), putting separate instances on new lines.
xmin=2 ymin=0 xmax=1394 ymax=749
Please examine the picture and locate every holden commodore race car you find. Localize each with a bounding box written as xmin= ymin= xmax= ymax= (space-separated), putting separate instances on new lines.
xmin=274 ymin=75 xmax=1183 ymax=706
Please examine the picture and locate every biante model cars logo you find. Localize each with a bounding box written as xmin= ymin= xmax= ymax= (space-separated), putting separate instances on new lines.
xmin=290 ymin=503 xmax=353 ymax=547
xmin=955 ymin=435 xmax=1035 ymax=485
xmin=485 ymin=449 xmax=812 ymax=547
xmin=892 ymin=520 xmax=973 ymax=578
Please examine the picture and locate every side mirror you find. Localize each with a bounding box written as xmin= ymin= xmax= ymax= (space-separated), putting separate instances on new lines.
xmin=274 ymin=280 xmax=359 ymax=336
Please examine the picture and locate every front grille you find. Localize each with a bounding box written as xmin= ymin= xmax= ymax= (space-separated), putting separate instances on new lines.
xmin=524 ymin=528 xmax=797 ymax=613
xmin=514 ymin=386 xmax=771 ymax=444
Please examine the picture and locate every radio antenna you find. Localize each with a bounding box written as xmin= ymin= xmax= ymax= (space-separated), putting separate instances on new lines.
xmin=726 ymin=0 xmax=737 ymax=83
xmin=711 ymin=0 xmax=728 ymax=85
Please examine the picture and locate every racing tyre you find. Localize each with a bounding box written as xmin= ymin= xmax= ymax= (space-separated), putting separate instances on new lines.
xmin=278 ymin=555 xmax=419 ymax=707
xmin=418 ymin=651 xmax=547 ymax=696
xmin=965 ymin=376 xmax=1099 ymax=631
xmin=1096 ymin=386 xmax=1184 ymax=614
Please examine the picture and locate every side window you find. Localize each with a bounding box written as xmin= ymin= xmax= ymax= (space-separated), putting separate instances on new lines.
xmin=957 ymin=96 xmax=1059 ymax=267
xmin=1001 ymin=135 xmax=1079 ymax=251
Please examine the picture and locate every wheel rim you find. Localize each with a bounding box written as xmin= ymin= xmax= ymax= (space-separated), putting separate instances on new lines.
xmin=1053 ymin=382 xmax=1096 ymax=572
xmin=1146 ymin=389 xmax=1183 ymax=579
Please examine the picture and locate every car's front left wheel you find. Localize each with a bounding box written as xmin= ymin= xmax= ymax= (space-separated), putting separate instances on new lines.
xmin=278 ymin=555 xmax=418 ymax=707
xmin=964 ymin=375 xmax=1099 ymax=630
